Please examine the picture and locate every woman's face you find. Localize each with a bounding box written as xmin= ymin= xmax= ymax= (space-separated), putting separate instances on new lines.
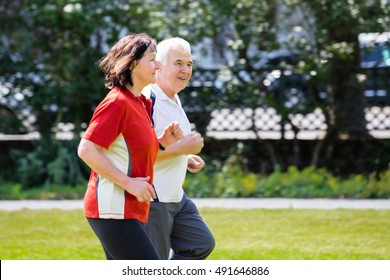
xmin=132 ymin=45 xmax=159 ymax=88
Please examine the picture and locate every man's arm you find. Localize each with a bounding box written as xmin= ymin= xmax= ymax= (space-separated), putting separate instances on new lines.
xmin=156 ymin=131 xmax=204 ymax=162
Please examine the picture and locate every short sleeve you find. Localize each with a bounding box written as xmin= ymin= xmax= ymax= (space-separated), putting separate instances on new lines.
xmin=83 ymin=101 xmax=123 ymax=149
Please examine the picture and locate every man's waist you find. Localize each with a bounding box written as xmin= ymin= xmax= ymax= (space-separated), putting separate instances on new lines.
xmin=153 ymin=189 xmax=184 ymax=203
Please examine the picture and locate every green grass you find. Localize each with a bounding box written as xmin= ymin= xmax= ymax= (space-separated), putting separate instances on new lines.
xmin=1 ymin=208 xmax=389 ymax=260
xmin=204 ymin=208 xmax=390 ymax=260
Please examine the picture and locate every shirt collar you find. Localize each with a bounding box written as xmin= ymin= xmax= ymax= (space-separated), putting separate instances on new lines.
xmin=116 ymin=86 xmax=146 ymax=102
xmin=147 ymin=84 xmax=181 ymax=106
xmin=150 ymin=84 xmax=169 ymax=100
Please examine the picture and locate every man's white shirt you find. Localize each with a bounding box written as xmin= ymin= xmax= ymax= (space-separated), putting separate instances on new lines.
xmin=142 ymin=84 xmax=192 ymax=202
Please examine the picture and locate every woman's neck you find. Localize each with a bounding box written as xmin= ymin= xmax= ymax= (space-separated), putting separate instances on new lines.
xmin=125 ymin=84 xmax=143 ymax=97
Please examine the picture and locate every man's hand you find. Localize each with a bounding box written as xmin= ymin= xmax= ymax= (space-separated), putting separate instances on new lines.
xmin=187 ymin=154 xmax=205 ymax=173
xmin=159 ymin=122 xmax=183 ymax=148
xmin=178 ymin=132 xmax=204 ymax=154
xmin=155 ymin=131 xmax=204 ymax=162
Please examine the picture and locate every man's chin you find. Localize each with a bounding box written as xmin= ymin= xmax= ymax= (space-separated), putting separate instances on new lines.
xmin=176 ymin=86 xmax=187 ymax=93
xmin=178 ymin=81 xmax=188 ymax=88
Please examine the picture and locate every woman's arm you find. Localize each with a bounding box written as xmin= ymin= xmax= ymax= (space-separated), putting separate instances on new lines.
xmin=77 ymin=138 xmax=155 ymax=202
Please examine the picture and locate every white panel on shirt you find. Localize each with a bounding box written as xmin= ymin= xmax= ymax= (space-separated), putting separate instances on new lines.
xmin=143 ymin=84 xmax=192 ymax=203
xmin=97 ymin=133 xmax=128 ymax=219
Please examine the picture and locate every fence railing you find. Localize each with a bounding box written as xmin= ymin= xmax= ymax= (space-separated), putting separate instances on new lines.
xmin=180 ymin=67 xmax=390 ymax=139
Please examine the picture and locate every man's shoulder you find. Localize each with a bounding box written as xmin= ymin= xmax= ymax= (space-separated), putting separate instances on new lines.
xmin=143 ymin=84 xmax=163 ymax=94
xmin=141 ymin=84 xmax=152 ymax=98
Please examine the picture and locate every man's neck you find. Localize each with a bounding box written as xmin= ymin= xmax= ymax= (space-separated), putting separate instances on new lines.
xmin=157 ymin=83 xmax=177 ymax=101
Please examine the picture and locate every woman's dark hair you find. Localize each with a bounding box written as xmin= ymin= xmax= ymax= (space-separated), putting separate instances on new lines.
xmin=99 ymin=33 xmax=157 ymax=90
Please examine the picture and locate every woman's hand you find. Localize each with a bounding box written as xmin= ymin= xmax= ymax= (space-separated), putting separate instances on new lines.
xmin=78 ymin=139 xmax=155 ymax=203
xmin=124 ymin=176 xmax=156 ymax=203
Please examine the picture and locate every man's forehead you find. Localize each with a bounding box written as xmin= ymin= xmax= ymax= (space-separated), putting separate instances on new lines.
xmin=168 ymin=49 xmax=192 ymax=62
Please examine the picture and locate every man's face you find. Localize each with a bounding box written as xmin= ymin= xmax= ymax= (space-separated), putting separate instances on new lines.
xmin=157 ymin=48 xmax=193 ymax=96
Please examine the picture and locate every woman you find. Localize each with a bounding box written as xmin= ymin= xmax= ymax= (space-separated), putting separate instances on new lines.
xmin=77 ymin=33 xmax=182 ymax=260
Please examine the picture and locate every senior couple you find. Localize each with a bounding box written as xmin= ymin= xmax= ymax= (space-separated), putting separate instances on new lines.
xmin=78 ymin=33 xmax=215 ymax=260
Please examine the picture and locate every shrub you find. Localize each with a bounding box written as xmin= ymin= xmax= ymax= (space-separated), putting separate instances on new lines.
xmin=271 ymin=166 xmax=334 ymax=198
xmin=184 ymin=171 xmax=215 ymax=198
xmin=10 ymin=138 xmax=86 ymax=189
xmin=183 ymin=163 xmax=390 ymax=199
xmin=333 ymin=174 xmax=367 ymax=199
xmin=0 ymin=182 xmax=25 ymax=199
xmin=362 ymin=169 xmax=390 ymax=198
xmin=0 ymin=182 xmax=86 ymax=200
xmin=1 ymin=156 xmax=389 ymax=199
xmin=214 ymin=154 xmax=260 ymax=197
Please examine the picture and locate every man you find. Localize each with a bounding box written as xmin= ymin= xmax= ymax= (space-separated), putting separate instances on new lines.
xmin=142 ymin=37 xmax=215 ymax=260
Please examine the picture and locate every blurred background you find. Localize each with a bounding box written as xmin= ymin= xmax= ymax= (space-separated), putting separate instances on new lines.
xmin=0 ymin=0 xmax=389 ymax=199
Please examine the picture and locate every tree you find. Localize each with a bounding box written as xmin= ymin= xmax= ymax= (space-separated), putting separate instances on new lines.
xmin=153 ymin=0 xmax=390 ymax=169
xmin=0 ymin=0 xmax=166 ymax=186
xmin=1 ymin=0 xmax=389 ymax=182
xmin=280 ymin=0 xmax=390 ymax=165
xmin=153 ymin=0 xmax=282 ymax=168
xmin=0 ymin=0 xmax=165 ymax=139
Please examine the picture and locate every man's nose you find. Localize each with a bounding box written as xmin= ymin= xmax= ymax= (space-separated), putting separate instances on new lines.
xmin=181 ymin=65 xmax=191 ymax=73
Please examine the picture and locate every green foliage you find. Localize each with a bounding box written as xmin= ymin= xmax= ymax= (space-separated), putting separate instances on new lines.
xmin=331 ymin=174 xmax=367 ymax=199
xmin=0 ymin=0 xmax=167 ymax=138
xmin=0 ymin=183 xmax=24 ymax=200
xmin=256 ymin=166 xmax=283 ymax=197
xmin=363 ymin=169 xmax=390 ymax=198
xmin=2 ymin=148 xmax=389 ymax=199
xmin=183 ymin=172 xmax=216 ymax=198
xmin=10 ymin=138 xmax=86 ymax=189
xmin=257 ymin=165 xmax=334 ymax=198
xmin=24 ymin=184 xmax=86 ymax=200
xmin=1 ymin=0 xmax=389 ymax=197
xmin=0 ymin=182 xmax=86 ymax=200
xmin=280 ymin=0 xmax=390 ymax=138
xmin=214 ymin=154 xmax=258 ymax=197
xmin=10 ymin=150 xmax=46 ymax=189
xmin=0 ymin=104 xmax=28 ymax=134
xmin=183 ymin=160 xmax=390 ymax=199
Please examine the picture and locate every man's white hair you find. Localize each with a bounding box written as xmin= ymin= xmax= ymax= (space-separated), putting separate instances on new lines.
xmin=156 ymin=37 xmax=192 ymax=64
